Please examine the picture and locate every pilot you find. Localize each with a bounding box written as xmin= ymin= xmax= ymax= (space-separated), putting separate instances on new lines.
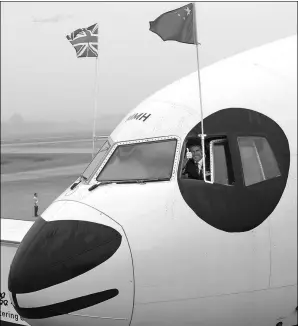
xmin=182 ymin=144 xmax=210 ymax=180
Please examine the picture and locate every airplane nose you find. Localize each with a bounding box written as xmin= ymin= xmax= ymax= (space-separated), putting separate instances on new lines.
xmin=8 ymin=201 xmax=134 ymax=326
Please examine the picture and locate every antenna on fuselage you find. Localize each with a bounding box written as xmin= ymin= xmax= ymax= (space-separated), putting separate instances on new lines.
xmin=192 ymin=2 xmax=209 ymax=182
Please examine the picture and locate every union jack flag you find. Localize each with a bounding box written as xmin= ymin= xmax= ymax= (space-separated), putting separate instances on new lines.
xmin=66 ymin=23 xmax=98 ymax=58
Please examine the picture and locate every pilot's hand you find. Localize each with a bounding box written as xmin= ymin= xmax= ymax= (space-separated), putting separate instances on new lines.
xmin=186 ymin=148 xmax=192 ymax=159
xmin=182 ymin=148 xmax=192 ymax=172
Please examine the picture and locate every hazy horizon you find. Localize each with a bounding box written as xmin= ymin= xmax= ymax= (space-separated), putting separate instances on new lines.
xmin=1 ymin=111 xmax=123 ymax=124
xmin=1 ymin=2 xmax=297 ymax=129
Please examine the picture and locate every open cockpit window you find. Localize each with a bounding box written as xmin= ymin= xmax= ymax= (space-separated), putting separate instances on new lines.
xmin=238 ymin=137 xmax=281 ymax=186
xmin=181 ymin=138 xmax=210 ymax=181
xmin=181 ymin=137 xmax=234 ymax=185
xmin=96 ymin=138 xmax=177 ymax=183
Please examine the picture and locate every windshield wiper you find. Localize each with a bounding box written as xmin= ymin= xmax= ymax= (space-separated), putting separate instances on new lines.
xmin=70 ymin=175 xmax=87 ymax=190
xmin=88 ymin=178 xmax=169 ymax=191
xmin=121 ymin=178 xmax=169 ymax=184
xmin=88 ymin=181 xmax=115 ymax=191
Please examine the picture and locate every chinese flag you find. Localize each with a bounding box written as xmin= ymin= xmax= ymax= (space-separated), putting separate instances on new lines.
xmin=149 ymin=3 xmax=196 ymax=44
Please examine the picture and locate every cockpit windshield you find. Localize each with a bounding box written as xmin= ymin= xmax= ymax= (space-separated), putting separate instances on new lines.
xmin=96 ymin=139 xmax=177 ymax=182
xmin=82 ymin=139 xmax=112 ymax=181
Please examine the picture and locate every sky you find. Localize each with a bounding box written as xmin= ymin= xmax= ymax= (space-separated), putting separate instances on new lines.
xmin=1 ymin=1 xmax=297 ymax=130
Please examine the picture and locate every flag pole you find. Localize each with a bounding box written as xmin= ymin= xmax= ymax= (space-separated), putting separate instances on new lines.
xmin=92 ymin=54 xmax=99 ymax=159
xmin=192 ymin=2 xmax=208 ymax=182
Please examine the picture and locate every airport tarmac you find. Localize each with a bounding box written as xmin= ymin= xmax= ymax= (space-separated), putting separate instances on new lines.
xmin=1 ymin=138 xmax=106 ymax=221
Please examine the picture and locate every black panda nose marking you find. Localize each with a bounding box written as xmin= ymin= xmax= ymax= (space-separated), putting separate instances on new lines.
xmin=8 ymin=217 xmax=122 ymax=294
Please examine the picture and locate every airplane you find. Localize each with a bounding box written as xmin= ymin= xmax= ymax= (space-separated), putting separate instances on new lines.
xmin=1 ymin=35 xmax=297 ymax=326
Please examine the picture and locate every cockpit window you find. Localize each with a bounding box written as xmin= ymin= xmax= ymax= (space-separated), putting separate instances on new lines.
xmin=82 ymin=139 xmax=112 ymax=181
xmin=238 ymin=137 xmax=281 ymax=186
xmin=181 ymin=137 xmax=234 ymax=185
xmin=96 ymin=139 xmax=177 ymax=182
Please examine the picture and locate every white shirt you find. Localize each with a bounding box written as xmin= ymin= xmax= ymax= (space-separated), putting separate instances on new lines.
xmin=196 ymin=158 xmax=210 ymax=176
xmin=195 ymin=159 xmax=203 ymax=173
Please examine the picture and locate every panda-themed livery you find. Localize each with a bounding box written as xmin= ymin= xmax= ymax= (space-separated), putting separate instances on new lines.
xmin=4 ymin=36 xmax=297 ymax=326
